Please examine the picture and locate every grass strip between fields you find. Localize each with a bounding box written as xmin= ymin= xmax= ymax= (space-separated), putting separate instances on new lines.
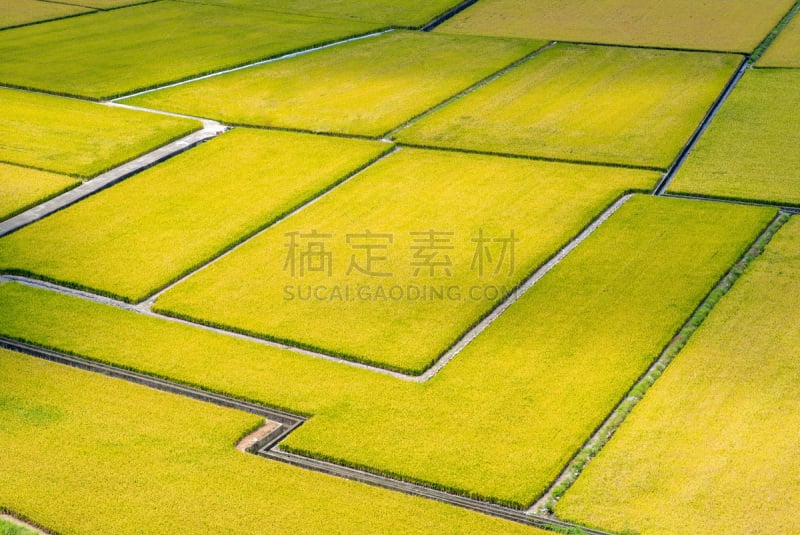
xmin=757 ymin=0 xmax=800 ymax=66
xmin=0 ymin=128 xmax=390 ymax=303
xmin=0 ymin=87 xmax=200 ymax=178
xmin=669 ymin=69 xmax=800 ymax=206
xmin=0 ymin=349 xmax=543 ymax=534
xmin=0 ymin=195 xmax=776 ymax=508
xmin=556 ymin=215 xmax=800 ymax=534
xmin=396 ymin=44 xmax=742 ymax=169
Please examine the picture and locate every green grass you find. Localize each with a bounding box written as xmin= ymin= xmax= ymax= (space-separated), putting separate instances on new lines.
xmin=0 ymin=87 xmax=200 ymax=178
xmin=759 ymin=4 xmax=800 ymax=66
xmin=123 ymin=31 xmax=545 ymax=137
xmin=0 ymin=0 xmax=91 ymax=29
xmin=396 ymin=44 xmax=741 ymax=169
xmin=556 ymin=216 xmax=800 ymax=534
xmin=0 ymin=128 xmax=389 ymax=302
xmin=154 ymin=147 xmax=659 ymax=373
xmin=669 ymin=69 xmax=800 ymax=206
xmin=0 ymin=196 xmax=774 ymax=507
xmin=0 ymin=350 xmax=544 ymax=534
xmin=0 ymin=1 xmax=381 ymax=99
xmin=0 ymin=163 xmax=79 ymax=222
xmin=0 ymin=517 xmax=39 ymax=535
xmin=187 ymin=0 xmax=464 ymax=27
xmin=437 ymin=0 xmax=796 ymax=53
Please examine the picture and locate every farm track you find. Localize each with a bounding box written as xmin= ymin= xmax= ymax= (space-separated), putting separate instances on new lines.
xmin=0 ymin=120 xmax=227 ymax=238
xmin=0 ymin=335 xmax=612 ymax=535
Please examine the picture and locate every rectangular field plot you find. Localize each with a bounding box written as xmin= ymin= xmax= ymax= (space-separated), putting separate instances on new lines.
xmin=396 ymin=44 xmax=740 ymax=169
xmin=0 ymin=129 xmax=389 ymax=302
xmin=0 ymin=88 xmax=200 ymax=178
xmin=556 ymin=216 xmax=800 ymax=534
xmin=189 ymin=0 xmax=463 ymax=27
xmin=279 ymin=196 xmax=775 ymax=506
xmin=0 ymin=1 xmax=380 ymax=99
xmin=0 ymin=350 xmax=539 ymax=535
xmin=154 ymin=148 xmax=659 ymax=373
xmin=123 ymin=31 xmax=545 ymax=137
xmin=437 ymin=0 xmax=796 ymax=53
xmin=669 ymin=69 xmax=800 ymax=206
xmin=759 ymin=9 xmax=800 ymax=66
xmin=0 ymin=0 xmax=91 ymax=29
xmin=0 ymin=163 xmax=78 ymax=221
xmin=0 ymin=197 xmax=776 ymax=509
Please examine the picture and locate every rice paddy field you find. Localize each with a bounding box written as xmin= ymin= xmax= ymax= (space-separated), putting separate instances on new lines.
xmin=154 ymin=149 xmax=658 ymax=373
xmin=0 ymin=0 xmax=90 ymax=29
xmin=0 ymin=87 xmax=199 ymax=177
xmin=437 ymin=0 xmax=796 ymax=52
xmin=124 ymin=31 xmax=545 ymax=137
xmin=0 ymin=129 xmax=389 ymax=302
xmin=0 ymin=1 xmax=380 ymax=99
xmin=396 ymin=44 xmax=741 ymax=168
xmin=759 ymin=6 xmax=800 ymax=66
xmin=0 ymin=164 xmax=78 ymax=222
xmin=669 ymin=69 xmax=800 ymax=206
xmin=2 ymin=0 xmax=799 ymax=533
xmin=556 ymin=216 xmax=800 ymax=534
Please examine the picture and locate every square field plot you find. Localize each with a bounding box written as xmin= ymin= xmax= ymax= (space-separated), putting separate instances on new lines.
xmin=154 ymin=148 xmax=659 ymax=374
xmin=669 ymin=69 xmax=800 ymax=206
xmin=0 ymin=0 xmax=91 ymax=29
xmin=0 ymin=197 xmax=776 ymax=509
xmin=123 ymin=31 xmax=546 ymax=137
xmin=0 ymin=1 xmax=380 ymax=99
xmin=0 ymin=163 xmax=78 ymax=221
xmin=0 ymin=350 xmax=539 ymax=535
xmin=189 ymin=0 xmax=463 ymax=27
xmin=396 ymin=44 xmax=741 ymax=169
xmin=759 ymin=9 xmax=800 ymax=66
xmin=556 ymin=216 xmax=800 ymax=534
xmin=0 ymin=129 xmax=389 ymax=302
xmin=0 ymin=88 xmax=199 ymax=178
xmin=437 ymin=0 xmax=797 ymax=53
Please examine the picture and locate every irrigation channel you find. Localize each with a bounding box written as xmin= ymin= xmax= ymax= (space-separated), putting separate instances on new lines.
xmin=0 ymin=336 xmax=612 ymax=535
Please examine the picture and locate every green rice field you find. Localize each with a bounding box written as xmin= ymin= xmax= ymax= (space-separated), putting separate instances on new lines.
xmin=124 ymin=31 xmax=545 ymax=137
xmin=0 ymin=163 xmax=78 ymax=222
xmin=0 ymin=129 xmax=389 ymax=302
xmin=0 ymin=87 xmax=199 ymax=177
xmin=0 ymin=1 xmax=380 ymax=99
xmin=669 ymin=69 xmax=800 ymax=206
xmin=154 ymin=148 xmax=658 ymax=373
xmin=396 ymin=44 xmax=740 ymax=169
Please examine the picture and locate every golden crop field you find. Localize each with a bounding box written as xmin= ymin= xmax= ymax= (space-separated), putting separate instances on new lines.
xmin=1 ymin=0 xmax=798 ymax=532
xmin=438 ymin=0 xmax=796 ymax=52
xmin=556 ymin=217 xmax=800 ymax=534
